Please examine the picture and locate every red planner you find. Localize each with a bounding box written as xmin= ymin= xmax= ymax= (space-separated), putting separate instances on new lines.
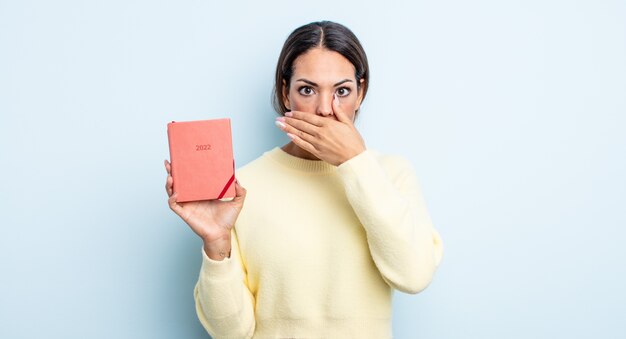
xmin=167 ymin=118 xmax=236 ymax=202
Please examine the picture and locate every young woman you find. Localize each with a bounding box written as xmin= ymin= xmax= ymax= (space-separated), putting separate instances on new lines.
xmin=164 ymin=20 xmax=443 ymax=339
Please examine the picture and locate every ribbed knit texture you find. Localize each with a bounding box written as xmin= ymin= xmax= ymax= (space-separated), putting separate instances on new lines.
xmin=194 ymin=147 xmax=444 ymax=339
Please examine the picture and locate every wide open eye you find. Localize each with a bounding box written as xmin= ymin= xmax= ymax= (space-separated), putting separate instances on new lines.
xmin=336 ymin=87 xmax=351 ymax=97
xmin=298 ymin=86 xmax=315 ymax=96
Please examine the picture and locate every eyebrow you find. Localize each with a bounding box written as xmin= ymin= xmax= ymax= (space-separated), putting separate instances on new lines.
xmin=295 ymin=78 xmax=353 ymax=87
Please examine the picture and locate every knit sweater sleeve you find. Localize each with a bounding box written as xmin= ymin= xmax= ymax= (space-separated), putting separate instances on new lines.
xmin=336 ymin=149 xmax=444 ymax=294
xmin=193 ymin=227 xmax=256 ymax=338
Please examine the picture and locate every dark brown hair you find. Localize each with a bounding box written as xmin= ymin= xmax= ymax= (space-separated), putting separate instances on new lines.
xmin=272 ymin=21 xmax=370 ymax=117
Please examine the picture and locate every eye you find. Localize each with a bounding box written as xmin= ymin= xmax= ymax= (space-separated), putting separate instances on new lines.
xmin=336 ymin=87 xmax=351 ymax=97
xmin=298 ymin=86 xmax=315 ymax=96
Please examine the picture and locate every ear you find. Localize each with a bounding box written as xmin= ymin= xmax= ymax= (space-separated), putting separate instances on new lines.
xmin=355 ymin=78 xmax=366 ymax=111
xmin=282 ymin=79 xmax=291 ymax=110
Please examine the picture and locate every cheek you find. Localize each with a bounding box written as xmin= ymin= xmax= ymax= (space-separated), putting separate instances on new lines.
xmin=339 ymin=94 xmax=359 ymax=112
xmin=288 ymin=92 xmax=316 ymax=112
xmin=341 ymin=111 xmax=355 ymax=122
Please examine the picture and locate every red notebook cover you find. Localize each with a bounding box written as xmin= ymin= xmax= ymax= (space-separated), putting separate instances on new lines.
xmin=167 ymin=118 xmax=236 ymax=202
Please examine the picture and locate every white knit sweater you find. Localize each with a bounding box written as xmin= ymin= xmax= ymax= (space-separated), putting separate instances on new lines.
xmin=194 ymin=147 xmax=444 ymax=338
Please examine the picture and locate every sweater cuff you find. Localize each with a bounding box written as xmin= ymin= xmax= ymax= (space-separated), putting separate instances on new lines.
xmin=199 ymin=246 xmax=239 ymax=281
xmin=337 ymin=149 xmax=378 ymax=177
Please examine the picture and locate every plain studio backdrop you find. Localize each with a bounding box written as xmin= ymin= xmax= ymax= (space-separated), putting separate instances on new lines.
xmin=1 ymin=1 xmax=624 ymax=338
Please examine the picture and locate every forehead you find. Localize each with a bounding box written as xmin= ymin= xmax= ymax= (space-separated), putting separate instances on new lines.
xmin=292 ymin=47 xmax=356 ymax=82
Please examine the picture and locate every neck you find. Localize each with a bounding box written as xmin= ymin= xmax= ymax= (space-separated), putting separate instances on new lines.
xmin=281 ymin=142 xmax=320 ymax=161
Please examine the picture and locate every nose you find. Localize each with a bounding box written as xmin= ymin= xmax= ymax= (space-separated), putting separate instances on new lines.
xmin=316 ymin=94 xmax=334 ymax=117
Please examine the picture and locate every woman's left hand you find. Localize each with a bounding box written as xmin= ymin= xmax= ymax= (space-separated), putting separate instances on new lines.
xmin=276 ymin=95 xmax=366 ymax=166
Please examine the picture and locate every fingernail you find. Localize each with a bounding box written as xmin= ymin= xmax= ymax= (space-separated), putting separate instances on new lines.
xmin=285 ymin=112 xmax=293 ymax=117
xmin=287 ymin=133 xmax=296 ymax=139
xmin=276 ymin=116 xmax=285 ymax=122
xmin=275 ymin=120 xmax=286 ymax=129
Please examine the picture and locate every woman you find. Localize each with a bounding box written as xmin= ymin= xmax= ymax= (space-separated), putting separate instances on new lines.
xmin=164 ymin=20 xmax=443 ymax=339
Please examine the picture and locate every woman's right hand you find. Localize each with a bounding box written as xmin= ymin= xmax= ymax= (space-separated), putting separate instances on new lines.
xmin=164 ymin=159 xmax=246 ymax=260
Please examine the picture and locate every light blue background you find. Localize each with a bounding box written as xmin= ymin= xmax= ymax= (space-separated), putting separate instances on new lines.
xmin=1 ymin=0 xmax=624 ymax=338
